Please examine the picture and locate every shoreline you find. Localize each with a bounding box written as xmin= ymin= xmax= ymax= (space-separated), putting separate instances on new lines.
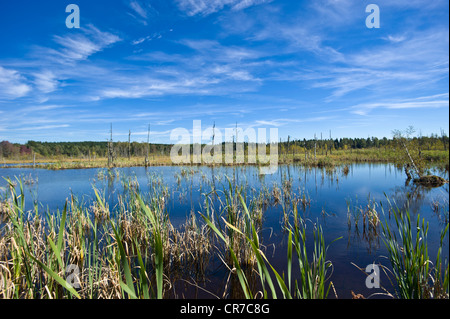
xmin=1 ymin=148 xmax=448 ymax=171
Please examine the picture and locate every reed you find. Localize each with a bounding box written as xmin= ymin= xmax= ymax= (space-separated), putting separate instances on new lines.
xmin=201 ymin=180 xmax=339 ymax=299
xmin=346 ymin=195 xmax=380 ymax=235
xmin=4 ymin=167 xmax=445 ymax=300
xmin=286 ymin=204 xmax=341 ymax=299
xmin=203 ymin=191 xmax=284 ymax=298
xmin=380 ymin=198 xmax=449 ymax=299
xmin=1 ymin=177 xmax=81 ymax=299
xmin=0 ymin=175 xmax=216 ymax=299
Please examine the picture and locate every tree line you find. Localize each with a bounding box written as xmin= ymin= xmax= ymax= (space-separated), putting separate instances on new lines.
xmin=284 ymin=134 xmax=448 ymax=153
xmin=0 ymin=140 xmax=173 ymax=159
xmin=0 ymin=133 xmax=448 ymax=159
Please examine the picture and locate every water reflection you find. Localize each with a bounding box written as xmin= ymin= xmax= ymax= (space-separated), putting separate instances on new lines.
xmin=0 ymin=163 xmax=448 ymax=298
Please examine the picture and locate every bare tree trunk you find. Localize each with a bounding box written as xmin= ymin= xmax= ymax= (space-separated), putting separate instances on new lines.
xmin=321 ymin=132 xmax=323 ymax=155
xmin=287 ymin=135 xmax=290 ymax=162
xmin=314 ymin=134 xmax=317 ymax=162
xmin=402 ymin=141 xmax=420 ymax=178
xmin=145 ymin=124 xmax=150 ymax=167
xmin=128 ymin=130 xmax=131 ymax=160
xmin=329 ymin=130 xmax=332 ymax=155
xmin=108 ymin=123 xmax=114 ymax=168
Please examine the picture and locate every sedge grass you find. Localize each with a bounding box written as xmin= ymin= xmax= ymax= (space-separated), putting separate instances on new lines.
xmin=380 ymin=197 xmax=449 ymax=299
xmin=0 ymin=176 xmax=214 ymax=299
xmin=201 ymin=180 xmax=340 ymax=299
xmin=2 ymin=169 xmax=446 ymax=300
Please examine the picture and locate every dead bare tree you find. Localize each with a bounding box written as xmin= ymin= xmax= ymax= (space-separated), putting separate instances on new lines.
xmin=145 ymin=124 xmax=150 ymax=167
xmin=107 ymin=123 xmax=115 ymax=168
xmin=392 ymin=126 xmax=422 ymax=179
xmin=128 ymin=130 xmax=131 ymax=160
xmin=314 ymin=133 xmax=317 ymax=162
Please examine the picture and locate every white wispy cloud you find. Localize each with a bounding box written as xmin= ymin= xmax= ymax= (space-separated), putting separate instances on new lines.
xmin=52 ymin=34 xmax=100 ymax=61
xmin=377 ymin=0 xmax=447 ymax=10
xmin=92 ymin=37 xmax=264 ymax=100
xmin=22 ymin=104 xmax=76 ymax=112
xmin=52 ymin=25 xmax=121 ymax=63
xmin=13 ymin=124 xmax=70 ymax=131
xmin=383 ymin=34 xmax=407 ymax=43
xmin=308 ymin=0 xmax=360 ymax=27
xmin=350 ymin=93 xmax=449 ymax=116
xmin=303 ymin=28 xmax=449 ymax=100
xmin=127 ymin=0 xmax=158 ymax=25
xmin=1 ymin=0 xmax=447 ymax=143
xmin=131 ymin=33 xmax=162 ymax=45
xmin=95 ymin=65 xmax=261 ymax=100
xmin=180 ymin=39 xmax=263 ymax=62
xmin=176 ymin=0 xmax=272 ymax=16
xmin=0 ymin=66 xmax=32 ymax=99
xmin=230 ymin=7 xmax=345 ymax=62
xmin=350 ymin=30 xmax=448 ymax=69
xmin=130 ymin=1 xmax=149 ymax=19
xmin=253 ymin=116 xmax=335 ymax=127
xmin=0 ymin=24 xmax=122 ymax=103
xmin=132 ymin=36 xmax=149 ymax=45
xmin=98 ymin=74 xmax=232 ymax=99
xmin=33 ymin=70 xmax=59 ymax=93
xmin=27 ymin=24 xmax=122 ymax=66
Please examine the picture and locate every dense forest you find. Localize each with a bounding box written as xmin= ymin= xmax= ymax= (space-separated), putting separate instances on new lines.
xmin=0 ymin=140 xmax=173 ymax=159
xmin=0 ymin=133 xmax=448 ymax=159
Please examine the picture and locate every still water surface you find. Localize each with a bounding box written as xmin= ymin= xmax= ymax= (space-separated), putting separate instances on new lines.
xmin=1 ymin=164 xmax=448 ymax=298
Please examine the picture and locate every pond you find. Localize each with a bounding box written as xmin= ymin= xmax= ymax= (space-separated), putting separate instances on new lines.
xmin=0 ymin=163 xmax=448 ymax=299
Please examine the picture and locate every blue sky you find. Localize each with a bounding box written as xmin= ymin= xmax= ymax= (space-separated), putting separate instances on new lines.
xmin=0 ymin=0 xmax=448 ymax=143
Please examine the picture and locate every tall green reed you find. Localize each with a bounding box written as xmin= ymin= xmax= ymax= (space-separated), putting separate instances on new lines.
xmin=381 ymin=197 xmax=449 ymax=299
xmin=287 ymin=204 xmax=340 ymax=299
xmin=201 ymin=179 xmax=339 ymax=299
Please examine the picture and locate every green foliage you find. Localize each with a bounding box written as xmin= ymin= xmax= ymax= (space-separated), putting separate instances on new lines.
xmin=1 ymin=130 xmax=448 ymax=160
xmin=381 ymin=198 xmax=449 ymax=299
xmin=201 ymin=181 xmax=340 ymax=299
xmin=21 ymin=141 xmax=173 ymax=159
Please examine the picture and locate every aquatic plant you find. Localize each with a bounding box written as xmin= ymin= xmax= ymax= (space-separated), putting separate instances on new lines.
xmin=288 ymin=205 xmax=340 ymax=299
xmin=0 ymin=176 xmax=215 ymax=299
xmin=380 ymin=198 xmax=449 ymax=299
xmin=202 ymin=181 xmax=339 ymax=299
